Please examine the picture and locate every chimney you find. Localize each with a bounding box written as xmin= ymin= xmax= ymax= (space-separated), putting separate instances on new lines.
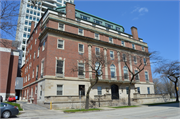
xmin=66 ymin=2 xmax=75 ymax=20
xmin=131 ymin=26 xmax=139 ymax=40
xmin=30 ymin=21 xmax=35 ymax=34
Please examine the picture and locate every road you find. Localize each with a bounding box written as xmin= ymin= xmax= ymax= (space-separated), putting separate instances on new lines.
xmin=14 ymin=102 xmax=180 ymax=119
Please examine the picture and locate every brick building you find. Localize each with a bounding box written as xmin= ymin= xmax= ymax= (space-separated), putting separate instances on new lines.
xmin=22 ymin=3 xmax=154 ymax=107
xmin=0 ymin=39 xmax=20 ymax=100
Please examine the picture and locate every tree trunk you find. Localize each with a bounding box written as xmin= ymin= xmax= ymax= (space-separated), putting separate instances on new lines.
xmin=128 ymin=83 xmax=131 ymax=106
xmin=85 ymin=76 xmax=99 ymax=109
xmin=174 ymin=81 xmax=179 ymax=102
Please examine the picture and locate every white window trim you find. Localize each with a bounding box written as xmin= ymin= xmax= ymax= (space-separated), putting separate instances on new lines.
xmin=78 ymin=43 xmax=84 ymax=53
xmin=110 ymin=51 xmax=114 ymax=59
xmin=94 ymin=33 xmax=100 ymax=40
xmin=95 ymin=47 xmax=100 ymax=55
xmin=58 ymin=22 xmax=65 ymax=31
xmin=78 ymin=28 xmax=84 ymax=36
xmin=37 ymin=47 xmax=40 ymax=58
xmin=142 ymin=46 xmax=145 ymax=51
xmin=133 ymin=56 xmax=137 ymax=64
xmin=35 ymin=85 xmax=37 ymax=94
xmin=77 ymin=62 xmax=85 ymax=79
xmin=123 ymin=66 xmax=129 ymax=81
xmin=32 ymin=70 xmax=34 ymax=78
xmin=145 ymin=70 xmax=149 ymax=82
xmin=57 ymin=39 xmax=64 ymax=50
xmin=132 ymin=44 xmax=136 ymax=49
xmin=56 ymin=59 xmax=65 ymax=77
xmin=121 ymin=41 xmax=125 ymax=47
xmin=109 ymin=37 xmax=113 ymax=43
xmin=110 ymin=64 xmax=117 ymax=80
xmin=41 ymin=58 xmax=45 ymax=78
xmin=134 ymin=69 xmax=140 ymax=81
xmin=42 ymin=41 xmax=45 ymax=51
xmin=97 ymin=86 xmax=102 ymax=95
xmin=57 ymin=84 xmax=63 ymax=95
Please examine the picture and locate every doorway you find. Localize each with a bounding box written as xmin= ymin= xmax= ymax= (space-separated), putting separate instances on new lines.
xmin=111 ymin=84 xmax=119 ymax=99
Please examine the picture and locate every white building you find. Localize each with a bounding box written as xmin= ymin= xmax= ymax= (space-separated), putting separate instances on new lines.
xmin=15 ymin=0 xmax=74 ymax=66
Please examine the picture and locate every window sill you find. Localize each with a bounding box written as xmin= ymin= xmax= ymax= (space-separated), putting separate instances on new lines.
xmin=56 ymin=73 xmax=64 ymax=78
xmin=78 ymin=75 xmax=85 ymax=79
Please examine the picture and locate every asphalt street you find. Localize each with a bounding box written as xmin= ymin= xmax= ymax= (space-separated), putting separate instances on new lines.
xmin=14 ymin=102 xmax=180 ymax=119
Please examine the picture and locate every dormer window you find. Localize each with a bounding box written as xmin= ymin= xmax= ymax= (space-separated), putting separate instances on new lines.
xmin=105 ymin=23 xmax=113 ymax=29
xmin=80 ymin=15 xmax=90 ymax=21
xmin=93 ymin=19 xmax=102 ymax=25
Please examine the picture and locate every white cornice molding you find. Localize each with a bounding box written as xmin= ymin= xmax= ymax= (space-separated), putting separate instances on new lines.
xmin=0 ymin=47 xmax=11 ymax=52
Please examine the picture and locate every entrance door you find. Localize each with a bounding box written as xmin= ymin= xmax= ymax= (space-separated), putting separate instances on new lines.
xmin=111 ymin=84 xmax=119 ymax=99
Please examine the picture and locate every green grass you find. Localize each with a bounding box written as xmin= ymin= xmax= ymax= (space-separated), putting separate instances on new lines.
xmin=143 ymin=101 xmax=179 ymax=106
xmin=4 ymin=102 xmax=23 ymax=111
xmin=64 ymin=108 xmax=102 ymax=113
xmin=110 ymin=105 xmax=139 ymax=108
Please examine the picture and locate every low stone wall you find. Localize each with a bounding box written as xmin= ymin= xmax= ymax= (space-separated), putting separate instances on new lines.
xmin=133 ymin=93 xmax=170 ymax=104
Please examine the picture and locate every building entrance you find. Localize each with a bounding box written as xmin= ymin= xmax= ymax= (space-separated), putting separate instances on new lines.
xmin=111 ymin=84 xmax=119 ymax=99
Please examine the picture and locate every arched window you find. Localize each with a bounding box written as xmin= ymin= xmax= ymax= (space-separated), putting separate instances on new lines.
xmin=110 ymin=64 xmax=115 ymax=78
xmin=123 ymin=66 xmax=128 ymax=80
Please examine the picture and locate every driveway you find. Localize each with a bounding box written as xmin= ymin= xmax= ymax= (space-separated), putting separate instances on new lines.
xmin=16 ymin=102 xmax=180 ymax=119
xmin=17 ymin=102 xmax=48 ymax=110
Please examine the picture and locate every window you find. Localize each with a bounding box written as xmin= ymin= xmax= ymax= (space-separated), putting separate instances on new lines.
xmin=132 ymin=44 xmax=135 ymax=49
xmin=93 ymin=19 xmax=102 ymax=25
xmin=30 ymin=54 xmax=31 ymax=59
xmin=26 ymin=76 xmax=27 ymax=82
xmin=34 ymin=11 xmax=36 ymax=15
xmin=94 ymin=33 xmax=99 ymax=40
xmin=40 ymin=85 xmax=42 ymax=96
xmin=36 ymin=65 xmax=39 ymax=80
xmin=29 ymin=16 xmax=32 ymax=20
xmin=33 ymin=17 xmax=36 ymax=21
xmin=57 ymin=85 xmax=63 ymax=95
xmin=137 ymin=87 xmax=140 ymax=94
xmin=79 ymin=85 xmax=85 ymax=96
xmin=57 ymin=39 xmax=64 ymax=49
xmin=35 ymin=38 xmax=37 ymax=44
xmin=24 ymin=27 xmax=27 ymax=31
xmin=109 ymin=37 xmax=113 ymax=43
xmin=42 ymin=41 xmax=45 ymax=51
xmin=26 ymin=15 xmax=28 ymax=19
xmin=142 ymin=46 xmax=145 ymax=51
xmin=29 ymin=22 xmax=31 ymax=26
xmin=23 ymin=39 xmax=26 ymax=44
xmin=31 ymin=87 xmax=33 ymax=97
xmin=105 ymin=23 xmax=113 ymax=28
xmin=78 ymin=28 xmax=84 ymax=35
xmin=110 ymin=64 xmax=115 ymax=78
xmin=123 ymin=54 xmax=126 ymax=61
xmin=145 ymin=71 xmax=149 ymax=81
xmin=78 ymin=63 xmax=84 ymax=76
xmin=27 ymin=4 xmax=30 ymax=7
xmin=28 ymin=74 xmax=30 ymax=81
xmin=30 ymin=10 xmax=33 ymax=14
xmin=58 ymin=23 xmax=64 ymax=30
xmin=134 ymin=56 xmax=137 ymax=63
xmin=37 ymin=18 xmax=39 ymax=21
xmin=35 ymin=86 xmax=37 ymax=94
xmin=56 ymin=60 xmax=63 ymax=74
xmin=23 ymin=33 xmax=26 ymax=38
xmin=143 ymin=58 xmax=146 ymax=65
xmin=32 ymin=70 xmax=34 ymax=78
xmin=95 ymin=47 xmax=100 ymax=55
xmin=135 ymin=70 xmax=139 ymax=80
xmin=37 ymin=47 xmax=40 ymax=57
xmin=147 ymin=87 xmax=150 ymax=94
xmin=26 ymin=9 xmax=29 ymax=13
xmin=116 ymin=27 xmax=121 ymax=31
xmin=121 ymin=41 xmax=125 ymax=46
xmin=80 ymin=15 xmax=90 ymax=21
xmin=41 ymin=60 xmax=44 ymax=78
xmin=25 ymin=21 xmax=28 ymax=25
xmin=110 ymin=51 xmax=114 ymax=59
xmin=37 ymin=12 xmax=40 ymax=16
xmin=95 ymin=62 xmax=101 ymax=76
xmin=78 ymin=44 xmax=84 ymax=53
xmin=28 ymin=28 xmax=31 ymax=32
xmin=126 ymin=87 xmax=129 ymax=94
xmin=97 ymin=86 xmax=102 ymax=95
xmin=123 ymin=66 xmax=128 ymax=80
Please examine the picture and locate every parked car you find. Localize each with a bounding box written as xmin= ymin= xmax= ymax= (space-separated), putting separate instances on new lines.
xmin=0 ymin=102 xmax=19 ymax=118
xmin=0 ymin=96 xmax=2 ymax=102
xmin=7 ymin=96 xmax=16 ymax=102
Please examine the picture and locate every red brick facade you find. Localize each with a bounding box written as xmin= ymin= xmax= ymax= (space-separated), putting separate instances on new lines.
xmin=21 ymin=3 xmax=153 ymax=103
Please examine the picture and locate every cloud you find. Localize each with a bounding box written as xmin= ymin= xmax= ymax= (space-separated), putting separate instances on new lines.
xmin=138 ymin=7 xmax=148 ymax=15
xmin=131 ymin=7 xmax=140 ymax=13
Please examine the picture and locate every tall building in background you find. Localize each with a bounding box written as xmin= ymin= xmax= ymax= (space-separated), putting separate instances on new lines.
xmin=15 ymin=0 xmax=74 ymax=66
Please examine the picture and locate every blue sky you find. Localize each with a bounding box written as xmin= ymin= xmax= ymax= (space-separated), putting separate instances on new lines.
xmin=74 ymin=0 xmax=179 ymax=76
xmin=2 ymin=0 xmax=179 ymax=77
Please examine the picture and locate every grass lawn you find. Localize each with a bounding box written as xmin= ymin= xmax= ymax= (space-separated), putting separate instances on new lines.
xmin=4 ymin=102 xmax=23 ymax=111
xmin=64 ymin=108 xmax=102 ymax=113
xmin=143 ymin=101 xmax=179 ymax=106
xmin=110 ymin=105 xmax=139 ymax=108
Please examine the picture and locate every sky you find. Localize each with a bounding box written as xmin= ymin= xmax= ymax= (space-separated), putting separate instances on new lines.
xmin=74 ymin=0 xmax=179 ymax=77
xmin=1 ymin=0 xmax=179 ymax=77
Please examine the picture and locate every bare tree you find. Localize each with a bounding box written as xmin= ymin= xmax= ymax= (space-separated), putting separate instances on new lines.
xmin=154 ymin=61 xmax=180 ymax=102
xmin=118 ymin=51 xmax=153 ymax=106
xmin=0 ymin=0 xmax=20 ymax=38
xmin=72 ymin=50 xmax=112 ymax=109
xmin=153 ymin=78 xmax=163 ymax=94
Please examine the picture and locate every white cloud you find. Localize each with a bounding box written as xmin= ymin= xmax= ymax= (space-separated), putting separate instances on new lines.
xmin=131 ymin=7 xmax=140 ymax=13
xmin=139 ymin=7 xmax=149 ymax=13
